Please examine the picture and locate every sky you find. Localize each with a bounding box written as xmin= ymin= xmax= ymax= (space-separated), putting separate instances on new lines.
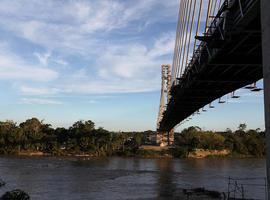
xmin=0 ymin=0 xmax=265 ymax=131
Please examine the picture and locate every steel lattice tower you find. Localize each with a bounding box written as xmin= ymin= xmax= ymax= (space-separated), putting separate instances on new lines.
xmin=156 ymin=65 xmax=174 ymax=147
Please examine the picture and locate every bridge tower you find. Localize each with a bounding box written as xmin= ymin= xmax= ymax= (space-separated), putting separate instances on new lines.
xmin=156 ymin=64 xmax=174 ymax=147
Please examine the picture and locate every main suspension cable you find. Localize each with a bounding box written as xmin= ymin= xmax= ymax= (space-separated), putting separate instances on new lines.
xmin=205 ymin=0 xmax=213 ymax=34
xmin=179 ymin=0 xmax=193 ymax=77
xmin=193 ymin=0 xmax=203 ymax=55
xmin=185 ymin=0 xmax=197 ymax=69
xmin=172 ymin=0 xmax=184 ymax=84
xmin=176 ymin=0 xmax=189 ymax=79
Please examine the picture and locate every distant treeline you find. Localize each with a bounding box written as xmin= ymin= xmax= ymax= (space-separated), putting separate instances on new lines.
xmin=174 ymin=125 xmax=265 ymax=158
xmin=0 ymin=118 xmax=265 ymax=157
xmin=0 ymin=118 xmax=133 ymax=156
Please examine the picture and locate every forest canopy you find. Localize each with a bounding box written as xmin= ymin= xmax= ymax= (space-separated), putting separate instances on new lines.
xmin=0 ymin=118 xmax=265 ymax=158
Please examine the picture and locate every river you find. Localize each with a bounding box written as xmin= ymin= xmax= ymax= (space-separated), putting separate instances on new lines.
xmin=0 ymin=157 xmax=266 ymax=200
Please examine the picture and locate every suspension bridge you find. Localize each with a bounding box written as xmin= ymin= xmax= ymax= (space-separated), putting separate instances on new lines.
xmin=155 ymin=0 xmax=270 ymax=196
xmin=156 ymin=0 xmax=263 ymax=146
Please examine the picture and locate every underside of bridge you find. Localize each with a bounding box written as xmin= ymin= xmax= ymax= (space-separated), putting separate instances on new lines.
xmin=158 ymin=0 xmax=262 ymax=132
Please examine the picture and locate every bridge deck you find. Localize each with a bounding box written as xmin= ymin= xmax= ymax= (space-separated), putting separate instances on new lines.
xmin=159 ymin=0 xmax=262 ymax=131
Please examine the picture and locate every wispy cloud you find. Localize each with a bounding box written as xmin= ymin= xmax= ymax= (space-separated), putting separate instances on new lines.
xmin=0 ymin=0 xmax=178 ymax=55
xmin=33 ymin=51 xmax=51 ymax=66
xmin=88 ymin=100 xmax=97 ymax=104
xmin=13 ymin=31 xmax=174 ymax=96
xmin=20 ymin=98 xmax=62 ymax=105
xmin=0 ymin=0 xmax=177 ymax=96
xmin=0 ymin=43 xmax=58 ymax=82
xmin=20 ymin=85 xmax=60 ymax=96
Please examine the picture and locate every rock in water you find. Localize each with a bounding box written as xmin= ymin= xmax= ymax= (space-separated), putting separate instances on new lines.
xmin=0 ymin=179 xmax=5 ymax=187
xmin=0 ymin=189 xmax=30 ymax=200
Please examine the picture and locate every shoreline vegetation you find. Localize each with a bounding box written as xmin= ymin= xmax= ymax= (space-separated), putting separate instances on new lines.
xmin=0 ymin=118 xmax=265 ymax=159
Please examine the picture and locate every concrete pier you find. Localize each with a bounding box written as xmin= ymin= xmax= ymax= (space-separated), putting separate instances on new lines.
xmin=156 ymin=129 xmax=174 ymax=147
xmin=261 ymin=0 xmax=270 ymax=198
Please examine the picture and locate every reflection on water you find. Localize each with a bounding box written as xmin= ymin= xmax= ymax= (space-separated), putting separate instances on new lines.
xmin=155 ymin=159 xmax=176 ymax=198
xmin=0 ymin=157 xmax=266 ymax=200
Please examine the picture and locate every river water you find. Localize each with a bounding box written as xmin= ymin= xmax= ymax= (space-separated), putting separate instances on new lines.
xmin=0 ymin=157 xmax=266 ymax=200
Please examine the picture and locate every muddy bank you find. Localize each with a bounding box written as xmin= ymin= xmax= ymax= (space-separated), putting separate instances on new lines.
xmin=13 ymin=147 xmax=259 ymax=159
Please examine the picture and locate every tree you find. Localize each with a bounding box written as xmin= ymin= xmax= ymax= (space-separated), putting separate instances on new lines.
xmin=133 ymin=133 xmax=142 ymax=147
xmin=238 ymin=123 xmax=247 ymax=132
xmin=19 ymin=118 xmax=44 ymax=151
xmin=225 ymin=128 xmax=232 ymax=134
xmin=71 ymin=120 xmax=95 ymax=133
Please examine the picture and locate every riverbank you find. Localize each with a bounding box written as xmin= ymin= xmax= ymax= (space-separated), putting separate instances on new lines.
xmin=16 ymin=150 xmax=98 ymax=157
xmin=133 ymin=146 xmax=259 ymax=159
xmin=11 ymin=147 xmax=263 ymax=159
xmin=188 ymin=148 xmax=230 ymax=158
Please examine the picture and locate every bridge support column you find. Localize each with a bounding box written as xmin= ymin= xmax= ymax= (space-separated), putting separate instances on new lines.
xmin=156 ymin=129 xmax=174 ymax=147
xmin=261 ymin=1 xmax=270 ymax=198
xmin=168 ymin=129 xmax=174 ymax=146
xmin=156 ymin=132 xmax=167 ymax=147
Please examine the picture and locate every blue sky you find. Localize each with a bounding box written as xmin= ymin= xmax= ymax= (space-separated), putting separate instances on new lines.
xmin=0 ymin=0 xmax=265 ymax=131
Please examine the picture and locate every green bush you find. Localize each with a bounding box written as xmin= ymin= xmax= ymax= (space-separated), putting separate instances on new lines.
xmin=170 ymin=147 xmax=188 ymax=158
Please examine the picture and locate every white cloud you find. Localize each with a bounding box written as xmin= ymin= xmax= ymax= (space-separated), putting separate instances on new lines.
xmin=60 ymin=78 xmax=161 ymax=94
xmin=97 ymin=33 xmax=174 ymax=81
xmin=34 ymin=51 xmax=51 ymax=66
xmin=20 ymin=86 xmax=60 ymax=96
xmin=0 ymin=53 xmax=58 ymax=82
xmin=98 ymin=44 xmax=153 ymax=79
xmin=15 ymin=31 xmax=174 ymax=96
xmin=52 ymin=58 xmax=68 ymax=66
xmin=0 ymin=0 xmax=178 ymax=95
xmin=149 ymin=32 xmax=176 ymax=58
xmin=34 ymin=50 xmax=68 ymax=67
xmin=88 ymin=100 xmax=97 ymax=104
xmin=0 ymin=0 xmax=179 ymax=55
xmin=20 ymin=98 xmax=62 ymax=105
xmin=0 ymin=41 xmax=57 ymax=82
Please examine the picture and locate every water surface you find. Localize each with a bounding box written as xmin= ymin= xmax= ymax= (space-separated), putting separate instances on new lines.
xmin=0 ymin=157 xmax=266 ymax=199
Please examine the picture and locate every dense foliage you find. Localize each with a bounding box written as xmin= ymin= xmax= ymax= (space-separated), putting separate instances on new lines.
xmin=0 ymin=118 xmax=133 ymax=156
xmin=0 ymin=118 xmax=265 ymax=157
xmin=175 ymin=125 xmax=265 ymax=157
